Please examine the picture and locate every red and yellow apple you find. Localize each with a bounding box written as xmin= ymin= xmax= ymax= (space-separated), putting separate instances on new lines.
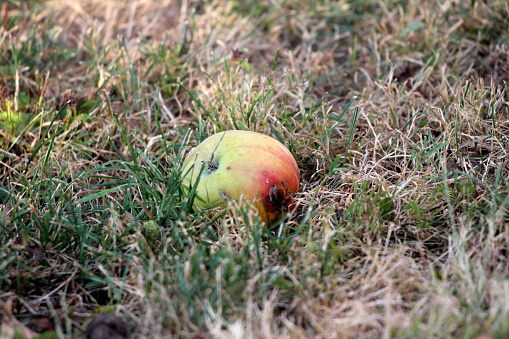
xmin=181 ymin=130 xmax=300 ymax=225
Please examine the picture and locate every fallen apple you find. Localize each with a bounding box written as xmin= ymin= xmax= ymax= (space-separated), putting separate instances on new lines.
xmin=182 ymin=130 xmax=300 ymax=225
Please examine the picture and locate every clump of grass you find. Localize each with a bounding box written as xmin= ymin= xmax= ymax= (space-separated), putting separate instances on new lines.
xmin=1 ymin=0 xmax=508 ymax=338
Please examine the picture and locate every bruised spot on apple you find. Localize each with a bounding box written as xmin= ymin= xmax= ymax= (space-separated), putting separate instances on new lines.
xmin=182 ymin=130 xmax=300 ymax=225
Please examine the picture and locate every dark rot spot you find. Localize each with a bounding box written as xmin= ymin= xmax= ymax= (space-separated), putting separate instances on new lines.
xmin=269 ymin=184 xmax=285 ymax=205
xmin=227 ymin=166 xmax=231 ymax=170
xmin=264 ymin=182 xmax=292 ymax=219
xmin=264 ymin=194 xmax=279 ymax=214
xmin=206 ymin=153 xmax=219 ymax=173
xmin=219 ymin=190 xmax=231 ymax=200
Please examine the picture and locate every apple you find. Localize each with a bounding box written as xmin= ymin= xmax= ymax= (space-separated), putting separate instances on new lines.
xmin=181 ymin=130 xmax=300 ymax=225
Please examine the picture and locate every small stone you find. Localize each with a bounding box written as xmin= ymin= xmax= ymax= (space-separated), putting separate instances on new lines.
xmin=85 ymin=314 xmax=128 ymax=339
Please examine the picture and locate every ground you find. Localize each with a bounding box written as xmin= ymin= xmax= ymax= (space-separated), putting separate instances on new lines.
xmin=0 ymin=0 xmax=508 ymax=338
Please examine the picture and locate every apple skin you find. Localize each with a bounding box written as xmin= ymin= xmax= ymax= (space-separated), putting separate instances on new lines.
xmin=182 ymin=130 xmax=300 ymax=225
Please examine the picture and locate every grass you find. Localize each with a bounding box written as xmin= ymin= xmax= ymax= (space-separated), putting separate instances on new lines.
xmin=0 ymin=0 xmax=508 ymax=338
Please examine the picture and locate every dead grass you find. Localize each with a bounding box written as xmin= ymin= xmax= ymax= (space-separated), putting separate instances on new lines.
xmin=0 ymin=0 xmax=508 ymax=338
